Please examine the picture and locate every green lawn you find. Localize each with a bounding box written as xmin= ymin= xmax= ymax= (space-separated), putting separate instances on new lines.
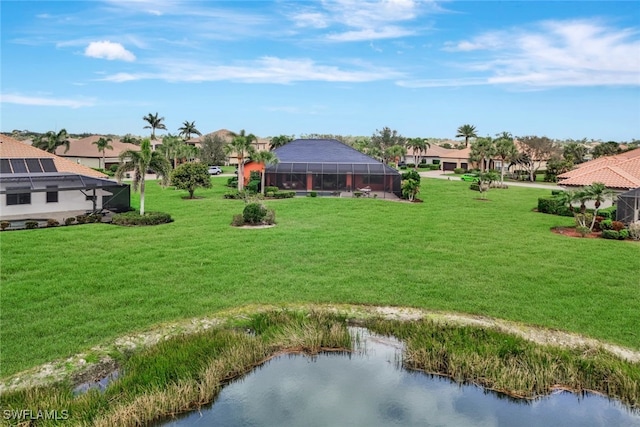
xmin=1 ymin=178 xmax=638 ymax=378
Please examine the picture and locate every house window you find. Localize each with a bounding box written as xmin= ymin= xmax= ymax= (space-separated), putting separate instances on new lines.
xmin=46 ymin=186 xmax=59 ymax=203
xmin=7 ymin=192 xmax=31 ymax=205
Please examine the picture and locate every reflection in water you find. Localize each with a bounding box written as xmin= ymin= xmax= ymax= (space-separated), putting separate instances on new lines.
xmin=160 ymin=328 xmax=640 ymax=427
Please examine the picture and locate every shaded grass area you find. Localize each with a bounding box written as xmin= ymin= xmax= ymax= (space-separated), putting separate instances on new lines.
xmin=1 ymin=178 xmax=638 ymax=378
xmin=365 ymin=318 xmax=640 ymax=410
xmin=1 ymin=311 xmax=637 ymax=426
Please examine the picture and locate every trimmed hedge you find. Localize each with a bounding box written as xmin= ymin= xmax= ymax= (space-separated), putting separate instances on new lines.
xmin=272 ymin=191 xmax=295 ymax=199
xmin=598 ymin=206 xmax=616 ymax=220
xmin=453 ymin=168 xmax=465 ymax=174
xmin=538 ymin=196 xmax=568 ymax=215
xmin=112 ymin=211 xmax=173 ymax=226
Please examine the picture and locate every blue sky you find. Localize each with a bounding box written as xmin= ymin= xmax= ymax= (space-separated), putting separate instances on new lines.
xmin=1 ymin=1 xmax=639 ymax=141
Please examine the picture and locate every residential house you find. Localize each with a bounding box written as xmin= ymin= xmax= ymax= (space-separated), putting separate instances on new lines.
xmin=0 ymin=135 xmax=130 ymax=222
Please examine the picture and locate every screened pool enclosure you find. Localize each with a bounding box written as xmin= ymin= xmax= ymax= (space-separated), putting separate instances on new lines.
xmin=264 ymin=139 xmax=402 ymax=198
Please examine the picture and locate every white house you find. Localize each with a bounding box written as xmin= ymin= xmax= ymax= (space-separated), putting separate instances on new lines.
xmin=0 ymin=135 xmax=130 ymax=222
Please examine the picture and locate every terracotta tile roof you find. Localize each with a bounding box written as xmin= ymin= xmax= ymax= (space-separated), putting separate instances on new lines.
xmin=54 ymin=135 xmax=139 ymax=158
xmin=0 ymin=134 xmax=107 ymax=178
xmin=557 ymin=148 xmax=640 ymax=189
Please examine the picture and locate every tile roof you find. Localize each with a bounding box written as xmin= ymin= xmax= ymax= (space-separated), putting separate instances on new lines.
xmin=406 ymin=144 xmax=471 ymax=159
xmin=54 ymin=135 xmax=139 ymax=158
xmin=0 ymin=134 xmax=107 ymax=178
xmin=557 ymin=148 xmax=640 ymax=189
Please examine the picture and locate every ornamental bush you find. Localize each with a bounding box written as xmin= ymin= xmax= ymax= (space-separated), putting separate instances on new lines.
xmin=576 ymin=226 xmax=591 ymax=237
xmin=25 ymin=221 xmax=39 ymax=229
xmin=265 ymin=186 xmax=279 ymax=194
xmin=611 ymin=221 xmax=625 ymax=231
xmin=0 ymin=221 xmax=9 ymax=231
xmin=112 ymin=211 xmax=173 ymax=226
xmin=243 ymin=203 xmax=267 ymax=225
xmin=65 ymin=217 xmax=76 ymax=226
xmin=601 ymin=230 xmax=620 ymax=239
xmin=46 ymin=219 xmax=60 ymax=227
xmin=537 ymin=196 xmax=564 ymax=214
xmin=453 ymin=168 xmax=465 ymax=174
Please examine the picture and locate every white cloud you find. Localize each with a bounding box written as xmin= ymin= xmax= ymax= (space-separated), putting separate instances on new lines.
xmin=100 ymin=56 xmax=403 ymax=84
xmin=433 ymin=19 xmax=640 ymax=88
xmin=85 ymin=41 xmax=136 ymax=62
xmin=287 ymin=0 xmax=430 ymax=42
xmin=0 ymin=94 xmax=95 ymax=108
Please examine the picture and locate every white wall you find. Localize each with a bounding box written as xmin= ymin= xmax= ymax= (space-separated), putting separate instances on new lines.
xmin=1 ymin=189 xmax=101 ymax=218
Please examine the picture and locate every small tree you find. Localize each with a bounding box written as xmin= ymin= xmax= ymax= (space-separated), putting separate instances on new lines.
xmin=401 ymin=178 xmax=420 ymax=201
xmin=170 ymin=163 xmax=211 ymax=199
xmin=477 ymin=171 xmax=499 ymax=199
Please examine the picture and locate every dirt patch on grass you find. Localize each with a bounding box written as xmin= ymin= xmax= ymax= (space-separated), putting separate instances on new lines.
xmin=2 ymin=304 xmax=638 ymax=393
xmin=551 ymin=226 xmax=602 ymax=239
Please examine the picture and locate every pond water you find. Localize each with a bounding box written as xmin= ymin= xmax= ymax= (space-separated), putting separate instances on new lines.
xmin=159 ymin=329 xmax=640 ymax=427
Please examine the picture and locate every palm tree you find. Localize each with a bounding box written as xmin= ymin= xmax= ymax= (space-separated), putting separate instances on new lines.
xmin=494 ymin=132 xmax=517 ymax=182
xmin=385 ymin=144 xmax=407 ymax=166
xmin=252 ymin=150 xmax=280 ymax=195
xmin=121 ymin=134 xmax=140 ymax=145
xmin=115 ymin=138 xmax=171 ymax=215
xmin=92 ymin=137 xmax=113 ymax=169
xmin=33 ymin=129 xmax=71 ymax=153
xmin=269 ymin=135 xmax=293 ymax=151
xmin=142 ymin=112 xmax=167 ymax=141
xmin=178 ymin=121 xmax=202 ymax=142
xmin=406 ymin=138 xmax=430 ymax=168
xmin=586 ymin=182 xmax=615 ymax=230
xmin=456 ymin=124 xmax=477 ymax=148
xmin=470 ymin=137 xmax=495 ymax=172
xmin=158 ymin=134 xmax=184 ymax=169
xmin=224 ymin=130 xmax=257 ymax=191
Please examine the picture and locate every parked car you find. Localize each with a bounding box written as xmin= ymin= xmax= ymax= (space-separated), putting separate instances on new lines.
xmin=460 ymin=173 xmax=479 ymax=182
xmin=208 ymin=166 xmax=222 ymax=175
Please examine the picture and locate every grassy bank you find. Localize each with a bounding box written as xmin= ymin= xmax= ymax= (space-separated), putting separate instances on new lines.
xmin=1 ymin=311 xmax=637 ymax=426
xmin=1 ymin=178 xmax=638 ymax=378
xmin=366 ymin=317 xmax=640 ymax=409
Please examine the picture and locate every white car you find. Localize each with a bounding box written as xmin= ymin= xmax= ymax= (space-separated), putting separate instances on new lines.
xmin=208 ymin=166 xmax=222 ymax=175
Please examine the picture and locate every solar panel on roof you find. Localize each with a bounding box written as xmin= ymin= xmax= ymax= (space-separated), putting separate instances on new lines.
xmin=26 ymin=158 xmax=43 ymax=173
xmin=9 ymin=159 xmax=27 ymax=173
xmin=0 ymin=159 xmax=11 ymax=173
xmin=41 ymin=158 xmax=57 ymax=172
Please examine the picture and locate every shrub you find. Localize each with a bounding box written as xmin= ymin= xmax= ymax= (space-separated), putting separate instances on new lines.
xmin=46 ymin=219 xmax=60 ymax=227
xmin=602 ymin=230 xmax=620 ymax=240
xmin=1 ymin=221 xmax=10 ymax=231
xmin=226 ymin=176 xmax=238 ymax=188
xmin=611 ymin=221 xmax=625 ymax=231
xmin=551 ymin=190 xmax=564 ymax=196
xmin=574 ymin=213 xmax=593 ymax=228
xmin=600 ymin=219 xmax=613 ymax=230
xmin=109 ymin=164 xmax=119 ymax=173
xmin=64 ymin=217 xmax=76 ymax=226
xmin=453 ymin=168 xmax=465 ymax=174
xmin=597 ymin=206 xmax=616 ymax=220
xmin=266 ymin=186 xmax=279 ymax=194
xmin=417 ymin=163 xmax=430 ymax=169
xmin=224 ymin=191 xmax=242 ymax=199
xmin=263 ymin=208 xmax=276 ymax=225
xmin=87 ymin=214 xmax=103 ymax=223
xmin=272 ymin=191 xmax=295 ymax=199
xmin=112 ymin=211 xmax=173 ymax=226
xmin=25 ymin=221 xmax=39 ymax=229
xmin=538 ymin=196 xmax=564 ymax=215
xmin=246 ymin=179 xmax=260 ymax=194
xmin=406 ymin=163 xmax=415 ymax=168
xmin=76 ymin=215 xmax=88 ymax=224
xmin=556 ymin=206 xmax=575 ymax=217
xmin=427 ymin=164 xmax=439 ymax=170
xmin=309 ymin=191 xmax=318 ymax=197
xmin=469 ymin=183 xmax=480 ymax=192
xmin=576 ymin=226 xmax=591 ymax=237
xmin=231 ymin=214 xmax=245 ymax=226
xmin=618 ymin=229 xmax=629 ymax=240
xmin=243 ymin=203 xmax=267 ymax=225
xmin=401 ymin=169 xmax=420 ymax=183
xmin=266 ymin=191 xmax=275 ymax=198
xmin=628 ymin=221 xmax=640 ymax=241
